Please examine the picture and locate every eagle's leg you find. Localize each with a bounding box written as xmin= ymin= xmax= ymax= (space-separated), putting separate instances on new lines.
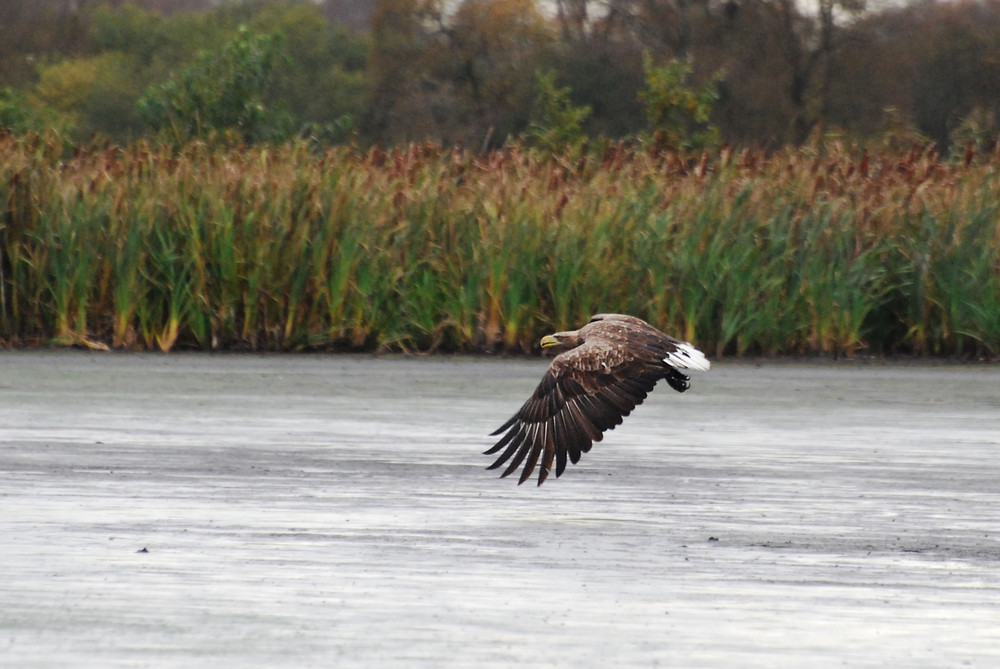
xmin=665 ymin=368 xmax=690 ymax=393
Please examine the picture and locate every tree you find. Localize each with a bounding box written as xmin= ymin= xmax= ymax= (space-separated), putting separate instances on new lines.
xmin=640 ymin=54 xmax=721 ymax=149
xmin=321 ymin=0 xmax=376 ymax=31
xmin=138 ymin=26 xmax=294 ymax=145
xmin=0 ymin=87 xmax=72 ymax=135
xmin=247 ymin=2 xmax=368 ymax=142
xmin=527 ymin=69 xmax=591 ymax=151
xmin=365 ymin=0 xmax=446 ymax=144
xmin=446 ymin=0 xmax=554 ymax=146
xmin=761 ymin=0 xmax=865 ymax=142
xmin=31 ymin=52 xmax=144 ymax=141
xmin=366 ymin=0 xmax=553 ymax=147
xmin=910 ymin=0 xmax=1000 ymax=151
xmin=556 ymin=37 xmax=646 ymax=139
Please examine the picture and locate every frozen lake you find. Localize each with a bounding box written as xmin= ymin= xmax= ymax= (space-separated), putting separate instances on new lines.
xmin=1 ymin=352 xmax=999 ymax=667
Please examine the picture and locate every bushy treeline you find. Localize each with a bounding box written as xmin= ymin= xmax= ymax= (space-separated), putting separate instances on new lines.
xmin=1 ymin=1 xmax=366 ymax=145
xmin=2 ymin=0 xmax=1000 ymax=151
xmin=2 ymin=133 xmax=998 ymax=357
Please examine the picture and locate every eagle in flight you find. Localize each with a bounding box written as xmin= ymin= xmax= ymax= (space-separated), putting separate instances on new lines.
xmin=486 ymin=314 xmax=710 ymax=485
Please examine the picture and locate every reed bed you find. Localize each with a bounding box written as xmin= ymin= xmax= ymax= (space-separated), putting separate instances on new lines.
xmin=1 ymin=133 xmax=998 ymax=357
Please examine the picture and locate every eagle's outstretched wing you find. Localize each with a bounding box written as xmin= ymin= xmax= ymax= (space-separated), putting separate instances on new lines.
xmin=485 ymin=314 xmax=709 ymax=485
xmin=485 ymin=339 xmax=662 ymax=485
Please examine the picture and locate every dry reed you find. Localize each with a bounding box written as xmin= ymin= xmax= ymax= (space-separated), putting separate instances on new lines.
xmin=1 ymin=134 xmax=998 ymax=357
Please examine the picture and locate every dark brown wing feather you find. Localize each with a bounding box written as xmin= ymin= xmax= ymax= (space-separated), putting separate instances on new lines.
xmin=485 ymin=337 xmax=662 ymax=485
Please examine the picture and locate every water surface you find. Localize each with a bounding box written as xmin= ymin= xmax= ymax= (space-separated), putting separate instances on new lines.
xmin=2 ymin=352 xmax=999 ymax=667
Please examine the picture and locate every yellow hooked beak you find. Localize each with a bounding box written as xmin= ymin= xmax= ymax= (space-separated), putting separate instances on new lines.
xmin=539 ymin=334 xmax=560 ymax=348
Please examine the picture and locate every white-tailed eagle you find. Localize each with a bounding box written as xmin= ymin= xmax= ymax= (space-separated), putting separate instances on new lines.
xmin=486 ymin=314 xmax=710 ymax=485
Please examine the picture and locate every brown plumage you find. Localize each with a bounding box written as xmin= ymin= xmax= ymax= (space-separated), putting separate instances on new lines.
xmin=485 ymin=314 xmax=710 ymax=485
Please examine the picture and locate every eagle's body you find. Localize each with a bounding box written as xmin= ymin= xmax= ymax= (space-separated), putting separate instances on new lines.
xmin=485 ymin=314 xmax=710 ymax=485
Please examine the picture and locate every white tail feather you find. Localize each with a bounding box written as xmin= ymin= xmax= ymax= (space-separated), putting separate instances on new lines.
xmin=664 ymin=342 xmax=711 ymax=372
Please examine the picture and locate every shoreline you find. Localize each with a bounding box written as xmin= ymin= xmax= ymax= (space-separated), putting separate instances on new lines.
xmin=2 ymin=344 xmax=997 ymax=366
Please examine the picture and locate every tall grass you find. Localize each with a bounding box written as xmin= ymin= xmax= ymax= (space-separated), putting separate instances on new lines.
xmin=1 ymin=133 xmax=998 ymax=357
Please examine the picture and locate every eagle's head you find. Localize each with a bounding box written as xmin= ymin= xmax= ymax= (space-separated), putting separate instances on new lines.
xmin=539 ymin=330 xmax=582 ymax=351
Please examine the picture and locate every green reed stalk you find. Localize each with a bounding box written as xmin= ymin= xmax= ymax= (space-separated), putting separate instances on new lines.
xmin=110 ymin=204 xmax=150 ymax=348
xmin=2 ymin=134 xmax=999 ymax=357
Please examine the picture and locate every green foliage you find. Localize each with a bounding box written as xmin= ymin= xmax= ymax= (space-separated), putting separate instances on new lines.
xmin=90 ymin=3 xmax=167 ymax=66
xmin=29 ymin=52 xmax=145 ymax=141
xmin=89 ymin=2 xmax=367 ymax=145
xmin=2 ymin=136 xmax=999 ymax=357
xmin=0 ymin=87 xmax=73 ymax=137
xmin=0 ymin=88 xmax=41 ymax=133
xmin=527 ymin=70 xmax=591 ymax=152
xmin=872 ymin=106 xmax=929 ymax=153
xmin=81 ymin=52 xmax=145 ymax=141
xmin=137 ymin=26 xmax=294 ymax=145
xmin=31 ymin=56 xmax=102 ymax=115
xmin=5 ymin=0 xmax=1000 ymax=152
xmin=251 ymin=5 xmax=367 ymax=142
xmin=0 ymin=88 xmax=31 ymax=132
xmin=639 ymin=54 xmax=723 ymax=150
xmin=948 ymin=107 xmax=998 ymax=161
